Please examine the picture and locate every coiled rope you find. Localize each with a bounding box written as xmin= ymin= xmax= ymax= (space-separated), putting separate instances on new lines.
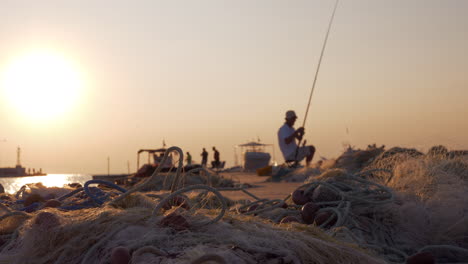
xmin=153 ymin=184 xmax=227 ymax=227
xmin=83 ymin=179 xmax=127 ymax=205
xmin=110 ymin=146 xmax=184 ymax=205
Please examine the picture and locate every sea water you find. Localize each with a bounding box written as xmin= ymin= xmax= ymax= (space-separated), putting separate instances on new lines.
xmin=0 ymin=174 xmax=93 ymax=194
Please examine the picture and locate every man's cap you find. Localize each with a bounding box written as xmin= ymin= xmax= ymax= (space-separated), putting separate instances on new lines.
xmin=285 ymin=110 xmax=297 ymax=119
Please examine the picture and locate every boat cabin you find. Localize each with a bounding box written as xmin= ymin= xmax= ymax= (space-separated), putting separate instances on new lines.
xmin=137 ymin=148 xmax=174 ymax=172
xmin=236 ymin=141 xmax=276 ymax=171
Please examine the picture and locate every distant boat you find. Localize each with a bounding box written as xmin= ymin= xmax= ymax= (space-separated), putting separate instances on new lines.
xmin=0 ymin=147 xmax=46 ymax=177
xmin=0 ymin=165 xmax=46 ymax=177
xmin=137 ymin=148 xmax=176 ymax=173
xmin=92 ymin=146 xmax=186 ymax=182
xmin=92 ymin=173 xmax=131 ymax=182
xmin=236 ymin=140 xmax=276 ymax=171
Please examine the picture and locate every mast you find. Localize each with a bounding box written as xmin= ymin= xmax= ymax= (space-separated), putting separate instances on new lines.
xmin=16 ymin=146 xmax=21 ymax=166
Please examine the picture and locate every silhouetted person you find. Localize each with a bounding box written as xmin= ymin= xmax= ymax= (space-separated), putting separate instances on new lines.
xmin=201 ymin=148 xmax=208 ymax=167
xmin=212 ymin=147 xmax=220 ymax=168
xmin=278 ymin=110 xmax=315 ymax=166
xmin=186 ymin=152 xmax=192 ymax=165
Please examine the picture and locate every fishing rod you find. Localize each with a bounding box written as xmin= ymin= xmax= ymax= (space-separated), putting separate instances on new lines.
xmin=295 ymin=0 xmax=340 ymax=162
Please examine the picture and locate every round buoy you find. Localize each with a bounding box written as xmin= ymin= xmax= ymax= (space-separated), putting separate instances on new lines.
xmin=313 ymin=211 xmax=336 ymax=227
xmin=24 ymin=194 xmax=45 ymax=207
xmin=301 ymin=202 xmax=320 ymax=224
xmin=43 ymin=199 xmax=62 ymax=208
xmin=312 ymin=185 xmax=340 ymax=203
xmin=110 ymin=247 xmax=131 ymax=264
xmin=291 ymin=190 xmax=310 ymax=205
xmin=406 ymin=252 xmax=436 ymax=264
xmin=280 ymin=216 xmax=300 ymax=224
xmin=33 ymin=211 xmax=60 ymax=230
xmin=159 ymin=212 xmax=190 ymax=231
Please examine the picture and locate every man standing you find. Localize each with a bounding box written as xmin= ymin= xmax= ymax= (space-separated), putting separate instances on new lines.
xmin=201 ymin=148 xmax=208 ymax=167
xmin=186 ymin=152 xmax=192 ymax=166
xmin=277 ymin=110 xmax=315 ymax=166
xmin=212 ymin=146 xmax=220 ymax=168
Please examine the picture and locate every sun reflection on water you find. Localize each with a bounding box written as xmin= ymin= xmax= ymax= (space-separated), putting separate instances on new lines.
xmin=0 ymin=174 xmax=92 ymax=194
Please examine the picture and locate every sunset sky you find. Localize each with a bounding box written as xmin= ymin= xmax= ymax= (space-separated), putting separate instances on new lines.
xmin=1 ymin=0 xmax=467 ymax=174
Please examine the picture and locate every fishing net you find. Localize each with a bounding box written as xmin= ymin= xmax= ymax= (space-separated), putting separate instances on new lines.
xmin=386 ymin=154 xmax=468 ymax=254
xmin=275 ymin=144 xmax=385 ymax=183
xmin=249 ymin=144 xmax=468 ymax=263
xmin=363 ymin=147 xmax=424 ymax=180
xmin=3 ymin=145 xmax=467 ymax=263
xmin=0 ymin=146 xmax=384 ymax=264
xmin=0 ymin=205 xmax=384 ymax=264
xmin=277 ymin=166 xmax=322 ymax=182
xmin=332 ymin=145 xmax=385 ymax=174
xmin=128 ymin=154 xmax=239 ymax=190
xmin=287 ymin=146 xmax=468 ymax=263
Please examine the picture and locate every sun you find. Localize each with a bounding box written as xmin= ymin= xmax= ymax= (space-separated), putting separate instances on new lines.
xmin=1 ymin=50 xmax=83 ymax=121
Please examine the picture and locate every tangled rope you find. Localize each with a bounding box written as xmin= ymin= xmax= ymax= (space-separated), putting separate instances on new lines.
xmin=83 ymin=179 xmax=127 ymax=205
xmin=228 ymin=167 xmax=468 ymax=263
xmin=1 ymin=146 xmax=467 ymax=263
xmin=297 ymin=170 xmax=402 ymax=261
xmin=110 ymin=146 xmax=185 ymax=205
xmin=153 ymin=184 xmax=227 ymax=227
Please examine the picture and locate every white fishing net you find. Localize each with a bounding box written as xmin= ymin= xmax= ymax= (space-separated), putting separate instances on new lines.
xmin=0 ymin=147 xmax=384 ymax=264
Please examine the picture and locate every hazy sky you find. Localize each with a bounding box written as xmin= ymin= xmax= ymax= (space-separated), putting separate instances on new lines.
xmin=1 ymin=0 xmax=467 ymax=174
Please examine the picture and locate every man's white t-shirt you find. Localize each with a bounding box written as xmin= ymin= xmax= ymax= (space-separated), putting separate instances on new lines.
xmin=278 ymin=123 xmax=297 ymax=160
